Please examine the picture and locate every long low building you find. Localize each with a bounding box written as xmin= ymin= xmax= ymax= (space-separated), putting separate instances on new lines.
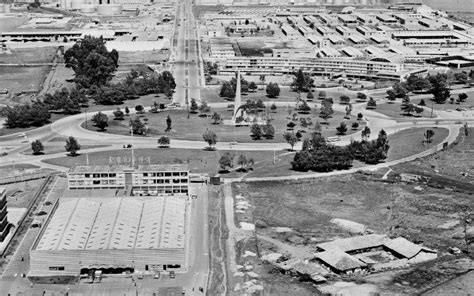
xmin=217 ymin=56 xmax=426 ymax=81
xmin=29 ymin=196 xmax=187 ymax=280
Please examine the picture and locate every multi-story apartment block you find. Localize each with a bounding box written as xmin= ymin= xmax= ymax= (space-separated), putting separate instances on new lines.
xmin=67 ymin=165 xmax=189 ymax=194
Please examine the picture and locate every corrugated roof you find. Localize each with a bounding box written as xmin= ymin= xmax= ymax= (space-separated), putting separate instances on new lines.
xmin=36 ymin=197 xmax=186 ymax=251
xmin=316 ymin=234 xmax=387 ymax=253
xmin=384 ymin=237 xmax=422 ymax=259
xmin=315 ymin=249 xmax=366 ymax=271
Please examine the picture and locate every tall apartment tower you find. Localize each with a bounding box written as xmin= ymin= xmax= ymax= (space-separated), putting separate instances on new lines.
xmin=0 ymin=187 xmax=10 ymax=242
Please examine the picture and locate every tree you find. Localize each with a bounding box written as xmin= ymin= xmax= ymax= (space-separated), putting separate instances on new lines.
xmin=356 ymin=92 xmax=367 ymax=101
xmin=307 ymin=91 xmax=314 ymax=101
xmin=220 ymin=81 xmax=235 ymax=98
xmin=357 ymin=113 xmax=363 ymax=120
xmin=424 ymin=129 xmax=435 ymax=144
xmin=270 ymin=103 xmax=277 ymax=113
xmin=405 ymin=74 xmax=431 ymax=91
xmin=237 ymin=154 xmax=248 ymax=171
xmin=125 ymin=106 xmax=130 ymax=116
xmin=458 ymin=93 xmax=468 ymax=103
xmin=291 ymin=69 xmax=314 ymax=93
xmin=297 ymin=101 xmax=311 ymax=113
xmin=199 ymin=100 xmax=211 ymax=115
xmin=266 ymin=82 xmax=280 ymax=98
xmin=219 ymin=152 xmax=234 ymax=171
xmin=392 ymin=83 xmax=408 ymax=98
xmin=361 ymin=126 xmax=371 ymax=141
xmin=31 ymin=140 xmax=44 ymax=155
xmin=319 ymin=106 xmax=332 ymax=124
xmin=339 ymin=95 xmax=350 ymax=105
xmin=91 ymin=111 xmax=108 ymax=131
xmin=454 ymin=72 xmax=469 ymax=85
xmin=366 ymin=97 xmax=377 ymax=109
xmin=386 ymin=89 xmax=397 ymax=103
xmin=283 ymin=132 xmax=298 ymax=151
xmin=429 ymin=74 xmax=451 ymax=104
xmin=419 ymin=99 xmax=426 ymax=106
xmin=250 ymin=124 xmax=263 ymax=140
xmin=189 ymin=98 xmax=198 ymax=114
xmin=211 ymin=112 xmax=222 ymax=124
xmin=318 ymin=90 xmax=326 ymax=100
xmin=314 ymin=120 xmax=322 ymax=134
xmin=64 ymin=36 xmax=118 ymax=88
xmin=3 ymin=101 xmax=51 ymax=128
xmin=65 ymin=136 xmax=81 ymax=156
xmin=400 ymin=96 xmax=415 ymax=116
xmin=249 ymin=81 xmax=257 ymax=92
xmin=165 ymin=114 xmax=172 ymax=132
xmin=113 ymin=108 xmax=124 ymax=120
xmin=135 ymin=105 xmax=144 ymax=114
xmin=345 ymin=104 xmax=352 ymax=119
xmin=287 ymin=121 xmax=296 ymax=130
xmin=158 ymin=136 xmax=170 ymax=148
xmin=130 ymin=116 xmax=146 ymax=135
xmin=336 ymin=122 xmax=348 ymax=135
xmin=203 ymin=129 xmax=217 ymax=149
xmin=262 ymin=123 xmax=275 ymax=139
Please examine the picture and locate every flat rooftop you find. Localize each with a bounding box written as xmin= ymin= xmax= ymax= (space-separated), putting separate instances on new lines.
xmin=69 ymin=164 xmax=189 ymax=174
xmin=35 ymin=196 xmax=186 ymax=251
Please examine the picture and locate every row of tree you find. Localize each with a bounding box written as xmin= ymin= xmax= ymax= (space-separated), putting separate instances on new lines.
xmin=291 ymin=129 xmax=390 ymax=172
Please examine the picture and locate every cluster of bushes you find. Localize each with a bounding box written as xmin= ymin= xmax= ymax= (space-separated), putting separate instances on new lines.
xmin=2 ymin=100 xmax=51 ymax=128
xmin=291 ymin=130 xmax=390 ymax=172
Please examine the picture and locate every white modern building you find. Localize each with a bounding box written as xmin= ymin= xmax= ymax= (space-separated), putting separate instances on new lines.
xmin=67 ymin=165 xmax=189 ymax=195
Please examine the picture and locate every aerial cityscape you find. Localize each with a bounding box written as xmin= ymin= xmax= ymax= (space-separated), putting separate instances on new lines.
xmin=0 ymin=0 xmax=473 ymax=295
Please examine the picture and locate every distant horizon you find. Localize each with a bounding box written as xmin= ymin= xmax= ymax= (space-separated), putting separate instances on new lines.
xmin=422 ymin=0 xmax=474 ymax=12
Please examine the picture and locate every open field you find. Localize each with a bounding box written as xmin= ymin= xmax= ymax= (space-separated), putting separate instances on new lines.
xmin=0 ymin=47 xmax=57 ymax=64
xmin=392 ymin=128 xmax=474 ymax=186
xmin=0 ymin=66 xmax=50 ymax=98
xmin=117 ymin=51 xmax=170 ymax=64
xmin=2 ymin=178 xmax=46 ymax=208
xmin=232 ymin=172 xmax=472 ymax=252
xmin=85 ymin=106 xmax=364 ymax=143
xmin=41 ymin=148 xmax=285 ymax=174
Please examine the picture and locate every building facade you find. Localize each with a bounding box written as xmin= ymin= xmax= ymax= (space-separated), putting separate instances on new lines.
xmin=67 ymin=165 xmax=189 ymax=194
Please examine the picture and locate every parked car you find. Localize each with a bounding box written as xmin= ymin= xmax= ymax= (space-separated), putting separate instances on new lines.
xmin=169 ymin=271 xmax=175 ymax=279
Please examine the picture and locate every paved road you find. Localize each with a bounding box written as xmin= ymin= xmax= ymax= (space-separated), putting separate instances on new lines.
xmin=172 ymin=0 xmax=201 ymax=106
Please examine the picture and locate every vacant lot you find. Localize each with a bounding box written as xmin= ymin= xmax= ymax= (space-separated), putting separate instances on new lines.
xmin=0 ymin=66 xmax=50 ymax=98
xmin=393 ymin=127 xmax=474 ymax=187
xmin=0 ymin=47 xmax=57 ymax=64
xmin=86 ymin=106 xmax=363 ymax=143
xmin=232 ymin=173 xmax=472 ymax=252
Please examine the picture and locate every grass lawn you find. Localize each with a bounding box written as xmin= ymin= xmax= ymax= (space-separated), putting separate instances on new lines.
xmin=0 ymin=66 xmax=50 ymax=96
xmin=85 ymin=106 xmax=364 ymax=143
xmin=386 ymin=127 xmax=449 ymax=161
xmin=2 ymin=179 xmax=46 ymax=208
xmin=85 ymin=93 xmax=171 ymax=113
xmin=242 ymin=127 xmax=449 ymax=179
xmin=117 ymin=52 xmax=169 ymax=64
xmin=41 ymin=148 xmax=286 ymax=175
xmin=22 ymin=144 xmax=109 ymax=156
xmin=375 ymin=102 xmax=434 ymax=119
xmin=201 ymin=86 xmax=368 ymax=104
xmin=410 ymin=97 xmax=474 ymax=112
xmin=0 ymin=47 xmax=57 ymax=64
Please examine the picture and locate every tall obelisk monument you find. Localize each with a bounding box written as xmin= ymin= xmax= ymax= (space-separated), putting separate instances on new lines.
xmin=233 ymin=70 xmax=242 ymax=122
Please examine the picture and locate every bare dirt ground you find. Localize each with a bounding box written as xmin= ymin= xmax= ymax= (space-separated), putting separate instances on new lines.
xmin=230 ymin=126 xmax=474 ymax=294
